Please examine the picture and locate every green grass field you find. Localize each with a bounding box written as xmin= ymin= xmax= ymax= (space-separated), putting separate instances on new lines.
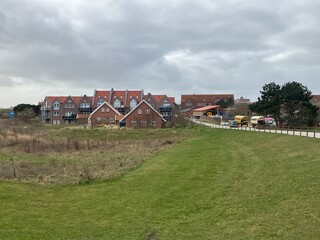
xmin=0 ymin=128 xmax=319 ymax=239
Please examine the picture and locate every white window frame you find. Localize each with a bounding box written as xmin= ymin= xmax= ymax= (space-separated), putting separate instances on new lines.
xmin=151 ymin=119 xmax=156 ymax=126
xmin=145 ymin=109 xmax=150 ymax=114
xmin=138 ymin=109 xmax=142 ymax=114
xmin=131 ymin=119 xmax=137 ymax=126
xmin=141 ymin=119 xmax=146 ymax=127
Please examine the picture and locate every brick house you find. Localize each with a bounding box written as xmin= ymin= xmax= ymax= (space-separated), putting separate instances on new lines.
xmin=93 ymin=89 xmax=144 ymax=115
xmin=40 ymin=95 xmax=93 ymax=124
xmin=181 ymin=94 xmax=234 ymax=110
xmin=120 ymin=100 xmax=166 ymax=128
xmin=88 ymin=101 xmax=123 ymax=126
xmin=143 ymin=93 xmax=176 ymax=122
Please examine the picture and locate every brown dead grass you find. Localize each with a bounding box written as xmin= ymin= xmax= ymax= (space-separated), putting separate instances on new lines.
xmin=0 ymin=126 xmax=192 ymax=185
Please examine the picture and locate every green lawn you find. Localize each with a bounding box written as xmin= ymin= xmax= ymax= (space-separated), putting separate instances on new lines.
xmin=0 ymin=128 xmax=319 ymax=239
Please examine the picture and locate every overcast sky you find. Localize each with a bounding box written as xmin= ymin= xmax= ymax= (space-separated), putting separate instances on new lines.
xmin=1 ymin=0 xmax=320 ymax=107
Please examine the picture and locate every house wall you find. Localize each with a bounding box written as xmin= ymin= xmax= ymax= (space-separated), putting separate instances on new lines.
xmin=124 ymin=102 xmax=165 ymax=128
xmin=90 ymin=106 xmax=122 ymax=126
xmin=61 ymin=97 xmax=78 ymax=124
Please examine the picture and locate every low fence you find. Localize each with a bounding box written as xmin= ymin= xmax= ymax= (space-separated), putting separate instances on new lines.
xmin=191 ymin=119 xmax=320 ymax=139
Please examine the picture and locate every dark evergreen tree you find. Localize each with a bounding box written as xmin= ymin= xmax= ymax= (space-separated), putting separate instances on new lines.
xmin=249 ymin=82 xmax=281 ymax=121
xmin=13 ymin=104 xmax=40 ymax=115
xmin=250 ymin=82 xmax=318 ymax=127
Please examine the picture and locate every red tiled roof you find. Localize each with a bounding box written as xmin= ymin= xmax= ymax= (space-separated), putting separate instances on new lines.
xmin=169 ymin=97 xmax=175 ymax=103
xmin=72 ymin=96 xmax=82 ymax=104
xmin=112 ymin=90 xmax=126 ymax=103
xmin=94 ymin=90 xmax=110 ymax=105
xmin=47 ymin=96 xmax=68 ymax=104
xmin=152 ymin=95 xmax=165 ymax=103
xmin=193 ymin=105 xmax=220 ymax=112
xmin=125 ymin=90 xmax=143 ymax=106
xmin=148 ymin=95 xmax=175 ymax=104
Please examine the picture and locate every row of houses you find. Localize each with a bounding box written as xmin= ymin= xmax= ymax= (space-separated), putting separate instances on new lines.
xmin=40 ymin=89 xmax=240 ymax=128
xmin=39 ymin=89 xmax=176 ymax=128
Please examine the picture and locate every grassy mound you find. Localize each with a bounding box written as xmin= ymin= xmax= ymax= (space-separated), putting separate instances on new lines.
xmin=0 ymin=128 xmax=319 ymax=239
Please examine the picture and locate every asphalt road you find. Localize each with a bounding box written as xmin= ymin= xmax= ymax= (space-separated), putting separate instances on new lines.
xmin=192 ymin=119 xmax=320 ymax=139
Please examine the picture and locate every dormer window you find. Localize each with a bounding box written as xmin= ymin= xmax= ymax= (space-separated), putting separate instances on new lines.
xmin=113 ymin=99 xmax=121 ymax=108
xmin=129 ymin=98 xmax=137 ymax=110
xmin=53 ymin=100 xmax=60 ymax=110
xmin=97 ymin=98 xmax=104 ymax=107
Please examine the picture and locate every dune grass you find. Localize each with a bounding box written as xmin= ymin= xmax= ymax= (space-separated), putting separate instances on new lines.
xmin=0 ymin=126 xmax=195 ymax=184
xmin=0 ymin=128 xmax=319 ymax=239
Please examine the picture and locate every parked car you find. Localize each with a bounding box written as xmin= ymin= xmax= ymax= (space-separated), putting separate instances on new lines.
xmin=221 ymin=121 xmax=229 ymax=126
xmin=228 ymin=120 xmax=238 ymax=128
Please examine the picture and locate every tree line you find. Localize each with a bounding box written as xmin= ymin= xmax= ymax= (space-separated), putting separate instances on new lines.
xmin=250 ymin=82 xmax=318 ymax=127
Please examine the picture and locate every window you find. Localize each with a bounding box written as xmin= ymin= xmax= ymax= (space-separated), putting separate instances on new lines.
xmin=53 ymin=120 xmax=57 ymax=125
xmin=141 ymin=119 xmax=146 ymax=127
xmin=97 ymin=98 xmax=104 ymax=107
xmin=56 ymin=120 xmax=60 ymax=125
xmin=68 ymin=104 xmax=72 ymax=108
xmin=131 ymin=119 xmax=137 ymax=126
xmin=161 ymin=103 xmax=171 ymax=107
xmin=129 ymin=98 xmax=137 ymax=109
xmin=138 ymin=109 xmax=142 ymax=114
xmin=145 ymin=109 xmax=150 ymax=114
xmin=151 ymin=120 xmax=156 ymax=126
xmin=186 ymin=102 xmax=192 ymax=107
xmin=53 ymin=101 xmax=60 ymax=110
xmin=97 ymin=117 xmax=101 ymax=123
xmin=80 ymin=103 xmax=90 ymax=108
xmin=113 ymin=99 xmax=121 ymax=108
xmin=53 ymin=111 xmax=59 ymax=116
xmin=101 ymin=108 xmax=105 ymax=112
xmin=106 ymin=108 xmax=110 ymax=113
xmin=109 ymin=117 xmax=115 ymax=123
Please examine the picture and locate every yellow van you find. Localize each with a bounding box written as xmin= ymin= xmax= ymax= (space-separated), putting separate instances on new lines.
xmin=234 ymin=115 xmax=248 ymax=126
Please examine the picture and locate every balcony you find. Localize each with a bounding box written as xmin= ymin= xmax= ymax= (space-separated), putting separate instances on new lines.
xmin=62 ymin=114 xmax=76 ymax=120
xmin=43 ymin=107 xmax=51 ymax=111
xmin=159 ymin=107 xmax=172 ymax=112
xmin=116 ymin=107 xmax=126 ymax=114
xmin=44 ymin=116 xmax=50 ymax=120
xmin=78 ymin=107 xmax=92 ymax=113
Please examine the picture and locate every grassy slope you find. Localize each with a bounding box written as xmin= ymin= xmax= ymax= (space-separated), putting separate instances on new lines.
xmin=0 ymin=128 xmax=319 ymax=239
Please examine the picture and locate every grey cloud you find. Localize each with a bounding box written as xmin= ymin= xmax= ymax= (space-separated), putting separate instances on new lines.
xmin=0 ymin=0 xmax=320 ymax=107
